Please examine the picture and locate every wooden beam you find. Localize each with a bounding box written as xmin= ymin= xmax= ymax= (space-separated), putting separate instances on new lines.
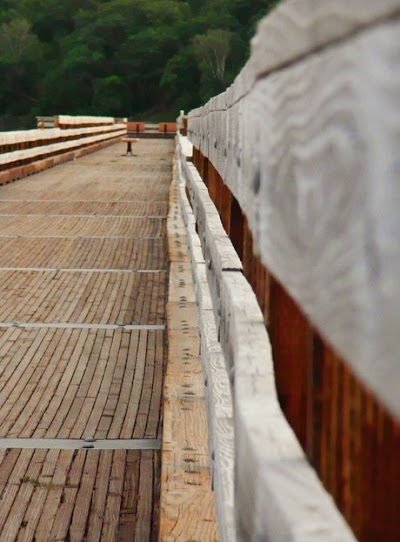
xmin=159 ymin=151 xmax=217 ymax=541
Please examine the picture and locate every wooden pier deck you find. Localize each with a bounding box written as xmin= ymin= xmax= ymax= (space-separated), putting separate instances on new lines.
xmin=0 ymin=140 xmax=174 ymax=540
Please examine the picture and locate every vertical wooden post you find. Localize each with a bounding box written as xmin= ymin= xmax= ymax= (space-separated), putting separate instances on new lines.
xmin=193 ymin=148 xmax=207 ymax=185
xmin=220 ymin=182 xmax=232 ymax=234
xmin=310 ymin=333 xmax=325 ymax=470
xmin=229 ymin=196 xmax=244 ymax=260
xmin=182 ymin=116 xmax=188 ymax=136
xmin=207 ymin=161 xmax=219 ymax=205
xmin=242 ymin=218 xmax=254 ymax=285
xmin=268 ymin=277 xmax=313 ymax=451
xmin=193 ymin=147 xmax=200 ymax=171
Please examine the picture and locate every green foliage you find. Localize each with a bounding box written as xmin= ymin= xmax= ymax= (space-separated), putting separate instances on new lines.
xmin=0 ymin=0 xmax=282 ymax=128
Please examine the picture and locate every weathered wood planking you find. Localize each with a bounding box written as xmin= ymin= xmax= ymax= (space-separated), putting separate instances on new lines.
xmin=0 ymin=160 xmax=171 ymax=202
xmin=0 ymin=120 xmax=128 ymax=188
xmin=0 ymin=124 xmax=123 ymax=146
xmin=246 ymin=0 xmax=400 ymax=102
xmin=0 ymin=139 xmax=173 ymax=539
xmin=0 ymin=129 xmax=126 ymax=167
xmin=188 ymin=10 xmax=400 ymax=419
xmin=0 ymin=200 xmax=168 ymax=216
xmin=159 ymin=152 xmax=218 ymax=541
xmin=180 ymin=155 xmax=242 ymax=323
xmin=56 ymin=115 xmax=118 ymax=127
xmin=178 ymin=139 xmax=355 ymax=541
xmin=0 ymin=237 xmax=168 ymax=270
xmin=0 ymin=215 xmax=165 ymax=238
xmin=178 ymin=149 xmax=236 ymax=542
xmin=0 ymin=448 xmax=160 ymax=541
xmin=0 ymin=270 xmax=167 ymax=324
xmin=0 ymin=328 xmax=164 ymax=440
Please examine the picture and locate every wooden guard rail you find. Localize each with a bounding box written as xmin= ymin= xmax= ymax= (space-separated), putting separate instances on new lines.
xmin=179 ymin=0 xmax=400 ymax=540
xmin=0 ymin=116 xmax=126 ymax=185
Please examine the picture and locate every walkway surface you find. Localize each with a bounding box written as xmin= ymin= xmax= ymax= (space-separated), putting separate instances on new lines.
xmin=0 ymin=140 xmax=174 ymax=540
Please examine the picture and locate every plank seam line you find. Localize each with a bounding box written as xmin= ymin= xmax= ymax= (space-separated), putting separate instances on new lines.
xmin=0 ymin=199 xmax=169 ymax=203
xmin=254 ymin=10 xmax=400 ymax=81
xmin=0 ymin=268 xmax=167 ymax=273
xmin=0 ymin=438 xmax=162 ymax=450
xmin=0 ymin=235 xmax=163 ymax=239
xmin=0 ymin=322 xmax=165 ymax=330
xmin=0 ymin=214 xmax=166 ymax=219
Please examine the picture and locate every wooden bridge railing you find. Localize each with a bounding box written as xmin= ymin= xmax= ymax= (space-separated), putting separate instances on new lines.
xmin=0 ymin=116 xmax=126 ymax=185
xmin=179 ymin=0 xmax=400 ymax=540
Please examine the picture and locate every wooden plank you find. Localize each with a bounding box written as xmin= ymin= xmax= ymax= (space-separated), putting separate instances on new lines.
xmin=116 ymin=450 xmax=140 ymax=539
xmin=69 ymin=451 xmax=100 ymax=539
xmin=159 ymin=149 xmax=217 ymax=541
xmin=178 ymin=166 xmax=236 ymax=541
xmin=0 ymin=129 xmax=126 ymax=167
xmin=0 ymin=123 xmax=122 ymax=146
xmin=134 ymin=451 xmax=153 ymax=540
xmin=102 ymin=449 xmax=125 ymax=540
xmin=87 ymin=450 xmax=114 ymax=539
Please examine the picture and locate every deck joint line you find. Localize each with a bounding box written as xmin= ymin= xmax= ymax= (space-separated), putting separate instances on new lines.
xmin=0 ymin=235 xmax=163 ymax=239
xmin=0 ymin=214 xmax=166 ymax=219
xmin=0 ymin=438 xmax=162 ymax=450
xmin=0 ymin=322 xmax=165 ymax=330
xmin=0 ymin=267 xmax=167 ymax=273
xmin=0 ymin=199 xmax=169 ymax=203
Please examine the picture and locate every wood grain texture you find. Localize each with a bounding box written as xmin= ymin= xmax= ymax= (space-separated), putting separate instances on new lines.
xmin=178 ymin=139 xmax=356 ymax=540
xmin=0 ymin=215 xmax=165 ymax=238
xmin=0 ymin=327 xmax=165 ymax=440
xmin=0 ymin=123 xmax=123 ymax=145
xmin=178 ymin=158 xmax=236 ymax=541
xmin=180 ymin=152 xmax=242 ymax=327
xmin=0 ymin=130 xmax=126 ymax=166
xmin=0 ymin=449 xmax=160 ymax=541
xmin=250 ymin=0 xmax=400 ymax=94
xmin=159 ymin=152 xmax=218 ymax=541
xmin=188 ymin=16 xmax=400 ymax=419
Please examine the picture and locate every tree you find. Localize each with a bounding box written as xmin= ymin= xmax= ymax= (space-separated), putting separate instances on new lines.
xmin=192 ymin=29 xmax=234 ymax=100
xmin=0 ymin=18 xmax=43 ymax=126
xmin=193 ymin=29 xmax=233 ymax=82
xmin=0 ymin=18 xmax=41 ymax=65
xmin=0 ymin=0 xmax=284 ymax=127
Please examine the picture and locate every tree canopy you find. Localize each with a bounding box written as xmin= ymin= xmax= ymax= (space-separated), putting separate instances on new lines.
xmin=0 ymin=0 xmax=281 ymax=129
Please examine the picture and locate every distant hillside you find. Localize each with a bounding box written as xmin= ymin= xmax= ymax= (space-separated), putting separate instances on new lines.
xmin=0 ymin=0 xmax=281 ymax=129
